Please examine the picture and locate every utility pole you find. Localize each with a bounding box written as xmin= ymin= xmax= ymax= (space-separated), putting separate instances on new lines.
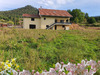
xmin=15 ymin=15 xmax=16 ymax=26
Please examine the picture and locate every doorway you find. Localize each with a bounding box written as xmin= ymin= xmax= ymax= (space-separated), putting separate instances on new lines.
xmin=29 ymin=25 xmax=36 ymax=29
xmin=55 ymin=25 xmax=57 ymax=30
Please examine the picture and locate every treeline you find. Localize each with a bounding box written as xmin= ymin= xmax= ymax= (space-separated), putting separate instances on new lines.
xmin=0 ymin=5 xmax=38 ymax=25
xmin=94 ymin=16 xmax=100 ymax=22
xmin=67 ymin=9 xmax=100 ymax=24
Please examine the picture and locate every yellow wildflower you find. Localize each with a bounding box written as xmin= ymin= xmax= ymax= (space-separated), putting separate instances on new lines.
xmin=6 ymin=60 xmax=9 ymax=64
xmin=4 ymin=66 xmax=8 ymax=70
xmin=16 ymin=65 xmax=19 ymax=68
xmin=11 ymin=58 xmax=16 ymax=62
xmin=7 ymin=63 xmax=12 ymax=68
xmin=1 ymin=62 xmax=5 ymax=65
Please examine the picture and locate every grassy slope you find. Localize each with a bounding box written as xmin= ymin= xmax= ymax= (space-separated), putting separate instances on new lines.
xmin=0 ymin=28 xmax=100 ymax=73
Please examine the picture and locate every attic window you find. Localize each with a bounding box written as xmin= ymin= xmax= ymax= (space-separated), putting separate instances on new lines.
xmin=31 ymin=18 xmax=35 ymax=21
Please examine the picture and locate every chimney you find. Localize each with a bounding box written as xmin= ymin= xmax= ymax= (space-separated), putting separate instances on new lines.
xmin=40 ymin=6 xmax=42 ymax=9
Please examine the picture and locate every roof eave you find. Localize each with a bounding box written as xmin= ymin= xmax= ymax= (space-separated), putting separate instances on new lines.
xmin=40 ymin=15 xmax=72 ymax=18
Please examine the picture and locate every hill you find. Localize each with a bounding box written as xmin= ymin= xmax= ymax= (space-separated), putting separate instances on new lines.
xmin=0 ymin=5 xmax=38 ymax=24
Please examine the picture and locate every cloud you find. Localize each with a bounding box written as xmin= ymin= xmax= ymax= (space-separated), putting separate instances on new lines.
xmin=38 ymin=0 xmax=54 ymax=6
xmin=57 ymin=0 xmax=74 ymax=5
xmin=38 ymin=0 xmax=74 ymax=8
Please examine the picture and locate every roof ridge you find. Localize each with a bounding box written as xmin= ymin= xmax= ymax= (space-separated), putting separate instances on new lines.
xmin=39 ymin=8 xmax=67 ymax=11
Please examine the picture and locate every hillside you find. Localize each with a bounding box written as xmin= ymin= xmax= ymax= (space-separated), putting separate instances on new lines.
xmin=0 ymin=5 xmax=38 ymax=24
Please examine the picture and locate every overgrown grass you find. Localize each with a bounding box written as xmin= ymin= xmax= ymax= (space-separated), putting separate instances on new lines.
xmin=79 ymin=22 xmax=100 ymax=27
xmin=0 ymin=28 xmax=100 ymax=74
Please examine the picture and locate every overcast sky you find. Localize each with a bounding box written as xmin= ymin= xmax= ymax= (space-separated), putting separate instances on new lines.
xmin=0 ymin=0 xmax=100 ymax=16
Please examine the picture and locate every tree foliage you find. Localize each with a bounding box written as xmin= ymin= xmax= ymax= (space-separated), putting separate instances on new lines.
xmin=85 ymin=13 xmax=89 ymax=19
xmin=94 ymin=16 xmax=100 ymax=22
xmin=67 ymin=9 xmax=85 ymax=23
xmin=87 ymin=17 xmax=96 ymax=24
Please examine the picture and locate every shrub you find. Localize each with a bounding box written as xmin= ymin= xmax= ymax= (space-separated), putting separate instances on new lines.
xmin=87 ymin=17 xmax=96 ymax=24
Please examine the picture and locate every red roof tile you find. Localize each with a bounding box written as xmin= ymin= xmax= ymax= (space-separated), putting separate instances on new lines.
xmin=39 ymin=8 xmax=73 ymax=17
xmin=22 ymin=14 xmax=40 ymax=18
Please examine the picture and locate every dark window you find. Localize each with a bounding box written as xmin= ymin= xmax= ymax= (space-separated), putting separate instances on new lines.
xmin=31 ymin=18 xmax=35 ymax=21
xmin=62 ymin=25 xmax=65 ymax=28
xmin=66 ymin=19 xmax=68 ymax=23
xmin=60 ymin=20 xmax=64 ymax=23
xmin=44 ymin=18 xmax=46 ymax=20
xmin=55 ymin=19 xmax=57 ymax=23
xmin=46 ymin=25 xmax=49 ymax=28
xmin=29 ymin=25 xmax=36 ymax=29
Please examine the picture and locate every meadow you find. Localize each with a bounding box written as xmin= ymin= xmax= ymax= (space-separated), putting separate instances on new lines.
xmin=0 ymin=28 xmax=100 ymax=74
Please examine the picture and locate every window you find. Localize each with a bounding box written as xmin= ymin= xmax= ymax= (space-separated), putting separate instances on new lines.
xmin=66 ymin=19 xmax=68 ymax=23
xmin=60 ymin=20 xmax=64 ymax=23
xmin=29 ymin=24 xmax=36 ymax=29
xmin=62 ymin=25 xmax=65 ymax=28
xmin=55 ymin=19 xmax=57 ymax=23
xmin=31 ymin=18 xmax=35 ymax=21
xmin=46 ymin=25 xmax=49 ymax=28
xmin=44 ymin=18 xmax=46 ymax=20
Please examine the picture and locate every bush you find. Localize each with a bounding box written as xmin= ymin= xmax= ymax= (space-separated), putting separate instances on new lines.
xmin=87 ymin=17 xmax=96 ymax=24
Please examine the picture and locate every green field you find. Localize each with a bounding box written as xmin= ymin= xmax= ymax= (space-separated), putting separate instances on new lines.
xmin=0 ymin=28 xmax=100 ymax=74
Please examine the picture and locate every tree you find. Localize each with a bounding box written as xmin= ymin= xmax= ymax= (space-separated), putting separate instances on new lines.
xmin=70 ymin=9 xmax=85 ymax=23
xmin=85 ymin=13 xmax=89 ymax=19
xmin=74 ymin=17 xmax=79 ymax=23
xmin=79 ymin=12 xmax=85 ymax=23
xmin=87 ymin=17 xmax=96 ymax=24
xmin=67 ymin=9 xmax=72 ymax=14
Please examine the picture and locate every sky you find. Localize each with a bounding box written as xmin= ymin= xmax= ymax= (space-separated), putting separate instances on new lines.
xmin=0 ymin=0 xmax=100 ymax=16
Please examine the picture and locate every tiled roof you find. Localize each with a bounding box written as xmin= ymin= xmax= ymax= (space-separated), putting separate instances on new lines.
xmin=39 ymin=8 xmax=73 ymax=17
xmin=22 ymin=14 xmax=40 ymax=18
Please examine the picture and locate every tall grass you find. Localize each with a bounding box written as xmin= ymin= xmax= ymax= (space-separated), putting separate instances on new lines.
xmin=0 ymin=28 xmax=100 ymax=73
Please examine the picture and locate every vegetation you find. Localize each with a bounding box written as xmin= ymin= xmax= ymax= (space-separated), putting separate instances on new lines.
xmin=0 ymin=5 xmax=38 ymax=25
xmin=67 ymin=9 xmax=86 ymax=23
xmin=1 ymin=59 xmax=100 ymax=75
xmin=67 ymin=9 xmax=99 ymax=24
xmin=87 ymin=17 xmax=96 ymax=24
xmin=0 ymin=28 xmax=100 ymax=73
xmin=94 ymin=16 xmax=100 ymax=22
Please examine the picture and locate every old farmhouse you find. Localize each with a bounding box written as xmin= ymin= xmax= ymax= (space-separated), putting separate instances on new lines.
xmin=23 ymin=8 xmax=73 ymax=30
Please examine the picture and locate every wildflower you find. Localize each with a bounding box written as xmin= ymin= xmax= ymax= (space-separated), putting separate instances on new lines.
xmin=61 ymin=62 xmax=64 ymax=65
xmin=35 ymin=72 xmax=40 ymax=75
xmin=6 ymin=60 xmax=9 ymax=64
xmin=16 ymin=65 xmax=19 ymax=68
xmin=11 ymin=58 xmax=16 ymax=63
xmin=1 ymin=62 xmax=5 ymax=65
xmin=4 ymin=65 xmax=9 ymax=70
xmin=55 ymin=62 xmax=61 ymax=70
xmin=7 ymin=63 xmax=12 ymax=68
xmin=49 ymin=68 xmax=55 ymax=72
